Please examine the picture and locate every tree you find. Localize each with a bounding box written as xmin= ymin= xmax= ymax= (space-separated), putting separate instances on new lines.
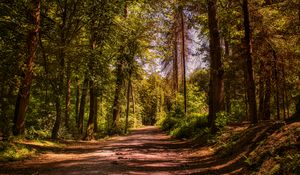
xmin=180 ymin=6 xmax=187 ymax=114
xmin=207 ymin=0 xmax=224 ymax=132
xmin=13 ymin=0 xmax=40 ymax=135
xmin=242 ymin=0 xmax=257 ymax=124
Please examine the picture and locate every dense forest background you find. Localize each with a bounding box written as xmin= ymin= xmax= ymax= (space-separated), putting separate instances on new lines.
xmin=0 ymin=0 xmax=299 ymax=142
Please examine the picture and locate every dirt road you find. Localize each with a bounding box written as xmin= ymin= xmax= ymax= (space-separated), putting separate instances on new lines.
xmin=0 ymin=126 xmax=244 ymax=175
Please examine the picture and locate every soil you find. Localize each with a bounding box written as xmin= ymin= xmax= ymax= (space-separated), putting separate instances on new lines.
xmin=0 ymin=126 xmax=246 ymax=175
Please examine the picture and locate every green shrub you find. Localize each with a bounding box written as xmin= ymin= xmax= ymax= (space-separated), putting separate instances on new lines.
xmin=159 ymin=114 xmax=180 ymax=132
xmin=26 ymin=126 xmax=50 ymax=139
xmin=0 ymin=142 xmax=35 ymax=162
xmin=170 ymin=113 xmax=209 ymax=139
xmin=216 ymin=111 xmax=233 ymax=130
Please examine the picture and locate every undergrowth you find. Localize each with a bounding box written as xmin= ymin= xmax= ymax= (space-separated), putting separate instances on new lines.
xmin=0 ymin=138 xmax=66 ymax=162
xmin=0 ymin=142 xmax=36 ymax=162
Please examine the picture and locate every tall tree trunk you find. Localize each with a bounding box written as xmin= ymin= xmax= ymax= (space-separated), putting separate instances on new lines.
xmin=51 ymin=2 xmax=68 ymax=139
xmin=131 ymin=86 xmax=135 ymax=114
xmin=85 ymin=80 xmax=95 ymax=140
xmin=282 ymin=63 xmax=289 ymax=118
xmin=93 ymin=96 xmax=98 ymax=132
xmin=52 ymin=95 xmax=62 ymax=139
xmin=84 ymin=12 xmax=97 ymax=140
xmin=65 ymin=63 xmax=71 ymax=130
xmin=13 ymin=0 xmax=40 ymax=136
xmin=224 ymin=39 xmax=231 ymax=114
xmin=180 ymin=7 xmax=187 ymax=114
xmin=125 ymin=79 xmax=131 ymax=134
xmin=173 ymin=36 xmax=179 ymax=93
xmin=112 ymin=60 xmax=123 ymax=132
xmin=207 ymin=0 xmax=224 ymax=132
xmin=242 ymin=0 xmax=258 ymax=124
xmin=111 ymin=2 xmax=128 ymax=133
xmin=39 ymin=33 xmax=49 ymax=107
xmin=281 ymin=59 xmax=286 ymax=120
xmin=78 ymin=78 xmax=88 ymax=135
xmin=258 ymin=62 xmax=265 ymax=120
xmin=75 ymin=78 xmax=80 ymax=125
xmin=264 ymin=64 xmax=271 ymax=120
xmin=272 ymin=49 xmax=280 ymax=120
xmin=51 ymin=50 xmax=65 ymax=139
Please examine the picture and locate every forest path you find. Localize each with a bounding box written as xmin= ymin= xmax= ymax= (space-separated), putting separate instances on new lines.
xmin=0 ymin=126 xmax=244 ymax=175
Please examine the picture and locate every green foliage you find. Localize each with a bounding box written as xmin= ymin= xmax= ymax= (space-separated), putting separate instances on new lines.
xmin=26 ymin=127 xmax=50 ymax=139
xmin=243 ymin=155 xmax=254 ymax=166
xmin=215 ymin=112 xmax=233 ymax=130
xmin=269 ymin=164 xmax=281 ymax=175
xmin=0 ymin=142 xmax=35 ymax=162
xmin=275 ymin=152 xmax=300 ymax=175
xmin=158 ymin=113 xmax=181 ymax=132
xmin=170 ymin=113 xmax=209 ymax=139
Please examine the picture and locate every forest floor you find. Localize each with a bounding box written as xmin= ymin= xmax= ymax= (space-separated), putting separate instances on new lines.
xmin=0 ymin=126 xmax=247 ymax=175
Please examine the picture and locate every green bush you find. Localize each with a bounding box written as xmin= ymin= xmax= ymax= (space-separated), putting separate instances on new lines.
xmin=159 ymin=114 xmax=180 ymax=132
xmin=170 ymin=113 xmax=209 ymax=139
xmin=26 ymin=126 xmax=51 ymax=139
xmin=216 ymin=111 xmax=233 ymax=130
xmin=0 ymin=142 xmax=35 ymax=162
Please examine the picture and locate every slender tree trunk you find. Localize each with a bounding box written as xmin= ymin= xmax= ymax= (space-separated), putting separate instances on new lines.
xmin=272 ymin=49 xmax=280 ymax=120
xmin=264 ymin=67 xmax=271 ymax=120
xmin=75 ymin=78 xmax=80 ymax=125
xmin=94 ymin=96 xmax=98 ymax=132
xmin=224 ymin=39 xmax=231 ymax=113
xmin=242 ymin=0 xmax=258 ymax=124
xmin=125 ymin=79 xmax=131 ymax=134
xmin=281 ymin=59 xmax=286 ymax=120
xmin=258 ymin=71 xmax=265 ymax=120
xmin=131 ymin=86 xmax=135 ymax=114
xmin=111 ymin=2 xmax=127 ymax=134
xmin=52 ymin=95 xmax=62 ymax=139
xmin=282 ymin=64 xmax=289 ymax=118
xmin=84 ymin=80 xmax=95 ymax=140
xmin=180 ymin=7 xmax=187 ymax=114
xmin=173 ymin=36 xmax=179 ymax=92
xmin=207 ymin=0 xmax=224 ymax=132
xmin=13 ymin=0 xmax=40 ymax=135
xmin=51 ymin=51 xmax=65 ymax=139
xmin=78 ymin=78 xmax=88 ymax=134
xmin=39 ymin=33 xmax=49 ymax=107
xmin=65 ymin=63 xmax=71 ymax=130
xmin=51 ymin=3 xmax=68 ymax=139
xmin=112 ymin=61 xmax=123 ymax=132
xmin=84 ymin=13 xmax=97 ymax=140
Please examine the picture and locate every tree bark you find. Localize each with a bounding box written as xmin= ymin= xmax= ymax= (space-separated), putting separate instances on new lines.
xmin=224 ymin=39 xmax=231 ymax=113
xmin=258 ymin=62 xmax=265 ymax=120
xmin=84 ymin=80 xmax=95 ymax=140
xmin=173 ymin=35 xmax=179 ymax=93
xmin=264 ymin=65 xmax=271 ymax=120
xmin=111 ymin=2 xmax=127 ymax=134
xmin=125 ymin=79 xmax=131 ymax=134
xmin=272 ymin=49 xmax=280 ymax=120
xmin=112 ymin=60 xmax=123 ymax=133
xmin=13 ymin=0 xmax=40 ymax=135
xmin=93 ymin=96 xmax=98 ymax=132
xmin=52 ymin=95 xmax=61 ymax=139
xmin=207 ymin=0 xmax=224 ymax=132
xmin=180 ymin=7 xmax=187 ymax=114
xmin=242 ymin=0 xmax=258 ymax=124
xmin=78 ymin=78 xmax=88 ymax=135
xmin=75 ymin=78 xmax=80 ymax=125
xmin=65 ymin=63 xmax=71 ymax=130
xmin=84 ymin=10 xmax=97 ymax=140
